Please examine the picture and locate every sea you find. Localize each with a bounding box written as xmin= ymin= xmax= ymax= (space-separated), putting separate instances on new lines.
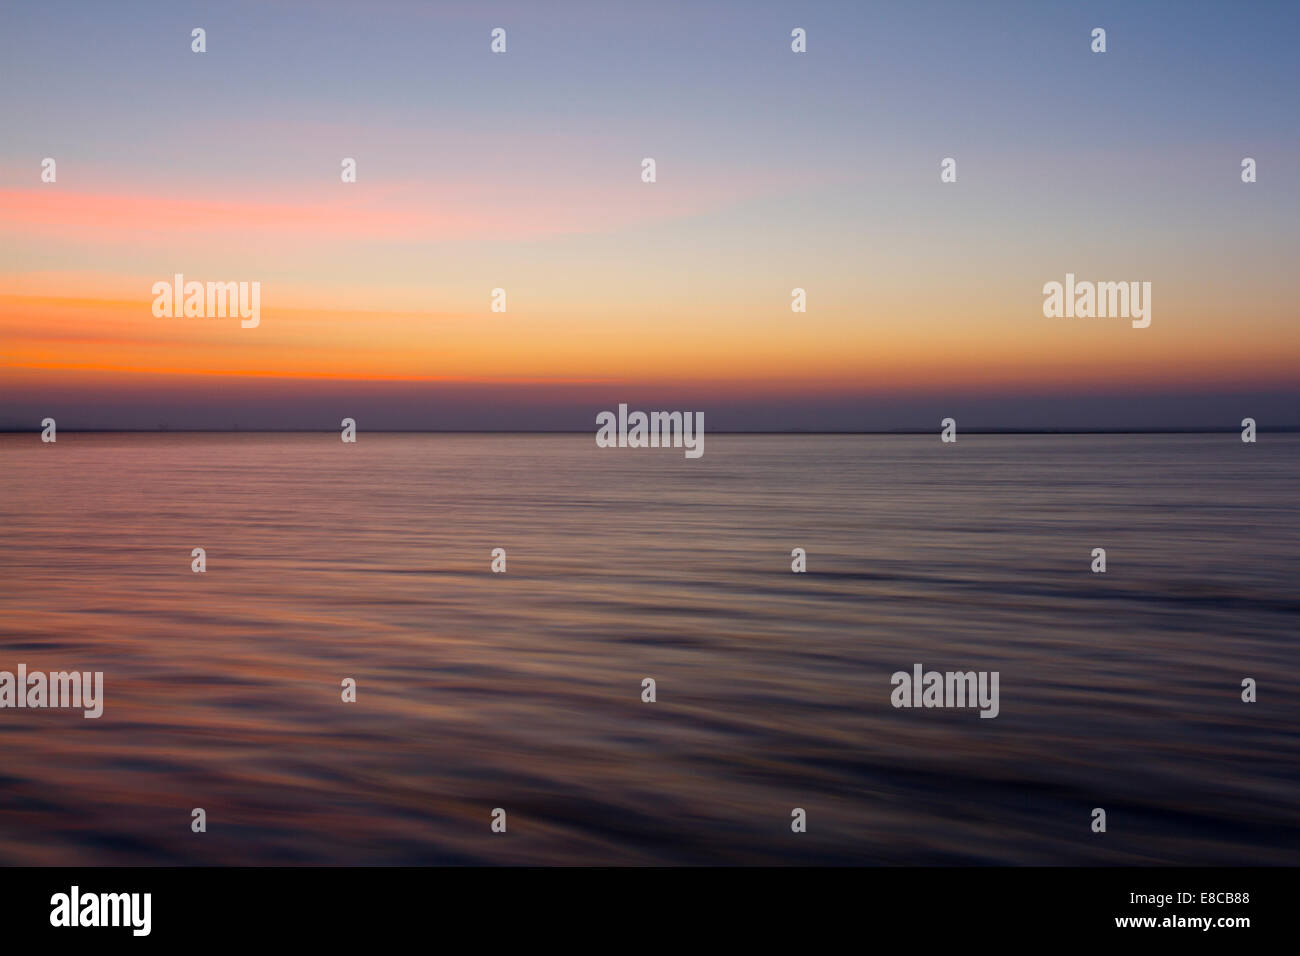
xmin=0 ymin=432 xmax=1296 ymax=864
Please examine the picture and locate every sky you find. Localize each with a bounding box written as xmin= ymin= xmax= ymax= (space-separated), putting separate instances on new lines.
xmin=1 ymin=0 xmax=1298 ymax=430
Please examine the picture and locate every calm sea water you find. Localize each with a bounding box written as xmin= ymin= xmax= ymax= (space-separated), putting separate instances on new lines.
xmin=0 ymin=433 xmax=1296 ymax=865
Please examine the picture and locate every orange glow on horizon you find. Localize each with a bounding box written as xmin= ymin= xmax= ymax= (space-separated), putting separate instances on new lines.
xmin=2 ymin=290 xmax=1297 ymax=396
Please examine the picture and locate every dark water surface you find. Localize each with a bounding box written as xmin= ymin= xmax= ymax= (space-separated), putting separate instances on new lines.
xmin=0 ymin=433 xmax=1296 ymax=864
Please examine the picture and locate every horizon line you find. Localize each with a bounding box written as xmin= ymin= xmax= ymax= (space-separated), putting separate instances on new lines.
xmin=3 ymin=427 xmax=1296 ymax=436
